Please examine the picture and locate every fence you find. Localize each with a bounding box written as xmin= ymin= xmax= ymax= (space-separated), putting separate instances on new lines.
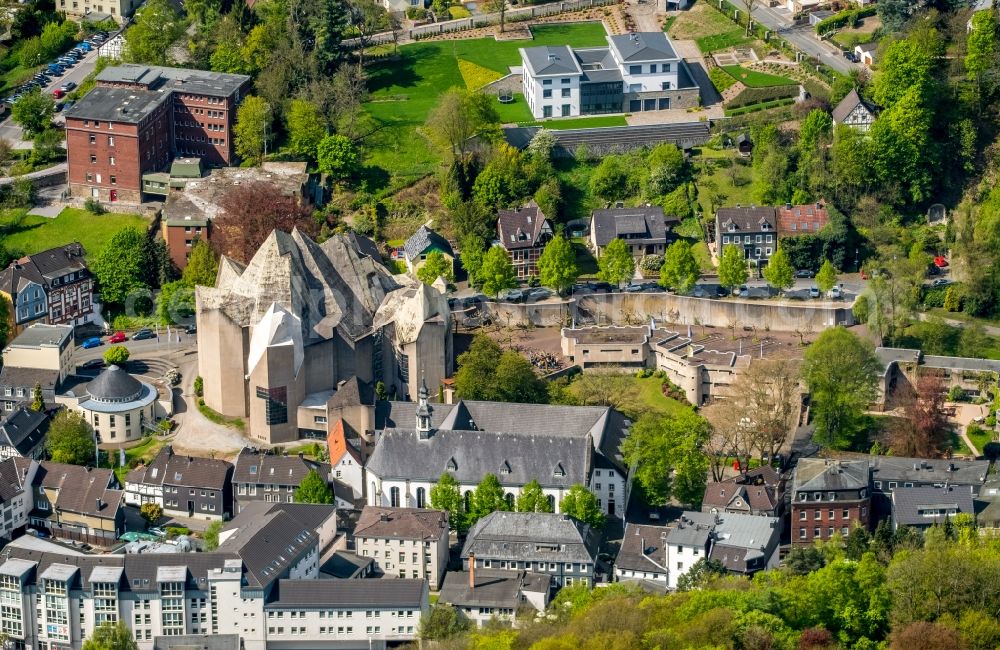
xmin=343 ymin=0 xmax=618 ymax=48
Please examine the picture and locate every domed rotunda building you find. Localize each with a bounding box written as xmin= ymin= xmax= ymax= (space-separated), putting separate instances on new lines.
xmin=75 ymin=365 xmax=159 ymax=446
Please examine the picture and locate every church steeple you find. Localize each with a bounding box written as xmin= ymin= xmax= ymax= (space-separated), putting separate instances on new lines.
xmin=416 ymin=376 xmax=432 ymax=439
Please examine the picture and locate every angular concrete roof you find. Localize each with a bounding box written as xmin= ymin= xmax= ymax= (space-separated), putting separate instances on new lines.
xmin=197 ymin=229 xmax=397 ymax=344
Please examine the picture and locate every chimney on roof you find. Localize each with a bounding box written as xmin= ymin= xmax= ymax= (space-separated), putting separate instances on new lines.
xmin=469 ymin=553 xmax=476 ymax=590
xmin=379 ymin=512 xmax=389 ymax=522
xmin=96 ymin=498 xmax=102 ymax=511
xmin=785 ymin=203 xmax=791 ymax=210
xmin=640 ymin=537 xmax=646 ymax=556
xmin=298 ymin=452 xmax=304 ymax=460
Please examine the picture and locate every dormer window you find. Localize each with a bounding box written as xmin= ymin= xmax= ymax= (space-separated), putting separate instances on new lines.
xmin=500 ymin=461 xmax=511 ymax=475
xmin=553 ymin=463 xmax=565 ymax=478
xmin=447 ymin=457 xmax=458 ymax=471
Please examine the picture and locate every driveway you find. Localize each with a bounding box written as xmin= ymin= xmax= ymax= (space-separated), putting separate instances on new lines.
xmin=169 ymin=356 xmax=248 ymax=459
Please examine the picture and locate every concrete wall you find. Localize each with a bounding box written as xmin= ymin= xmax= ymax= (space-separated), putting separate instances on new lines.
xmin=196 ymin=306 xmax=249 ymax=419
xmin=480 ymin=293 xmax=853 ymax=332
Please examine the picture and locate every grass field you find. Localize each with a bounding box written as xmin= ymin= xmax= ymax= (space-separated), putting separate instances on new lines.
xmin=111 ymin=435 xmax=167 ymax=483
xmin=692 ymin=151 xmax=755 ymax=217
xmin=634 ymin=376 xmax=695 ymax=418
xmin=966 ymin=425 xmax=995 ymax=456
xmin=364 ymin=22 xmax=608 ymax=187
xmin=696 ymin=31 xmax=753 ymax=53
xmin=721 ymin=65 xmax=796 ymax=88
xmin=668 ymin=2 xmax=741 ymax=40
xmin=0 ymin=207 xmax=148 ymax=261
xmin=555 ymin=158 xmax=602 ymax=221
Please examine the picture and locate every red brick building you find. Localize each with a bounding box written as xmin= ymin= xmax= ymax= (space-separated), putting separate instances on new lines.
xmin=496 ymin=202 xmax=553 ymax=278
xmin=776 ymin=202 xmax=830 ymax=237
xmin=65 ymin=64 xmax=251 ymax=204
xmin=791 ymin=459 xmax=871 ymax=545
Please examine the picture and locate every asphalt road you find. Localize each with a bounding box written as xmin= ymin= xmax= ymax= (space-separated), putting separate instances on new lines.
xmin=0 ymin=43 xmax=104 ymax=149
xmin=73 ymin=331 xmax=197 ymax=369
xmin=747 ymin=4 xmax=860 ymax=76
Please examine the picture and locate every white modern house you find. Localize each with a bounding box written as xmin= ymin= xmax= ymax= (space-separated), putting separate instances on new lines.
xmin=519 ymin=32 xmax=701 ymax=119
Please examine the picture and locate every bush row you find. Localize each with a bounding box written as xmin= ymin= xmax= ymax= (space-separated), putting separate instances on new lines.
xmin=726 ymin=83 xmax=798 ymax=109
xmin=725 ymin=97 xmax=796 ymax=117
xmin=814 ymin=6 xmax=878 ymax=35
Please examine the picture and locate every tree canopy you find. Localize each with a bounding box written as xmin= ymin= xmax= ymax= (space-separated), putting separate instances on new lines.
xmin=597 ymin=237 xmax=635 ymax=287
xmin=47 ymin=410 xmax=95 ymax=466
xmin=477 ymin=246 xmax=517 ymax=298
xmin=621 ymin=410 xmax=711 ymax=507
xmin=454 ymin=334 xmax=547 ymax=404
xmin=515 ymin=479 xmax=553 ymax=513
xmin=559 ymin=484 xmax=605 ymax=529
xmin=293 ymin=469 xmax=334 ymax=504
xmin=93 ymin=227 xmax=154 ymax=307
xmin=82 ymin=622 xmax=139 ymax=650
xmin=762 ymin=246 xmax=794 ymax=292
xmin=416 ymin=251 xmax=454 ymax=285
xmin=660 ymin=240 xmax=699 ymax=293
xmin=430 ymin=472 xmax=465 ymax=531
xmin=802 ymin=327 xmax=882 ymax=449
xmin=468 ymin=473 xmax=510 ymax=525
xmin=182 ymin=240 xmax=219 ymax=287
xmin=234 ymin=96 xmax=273 ymax=166
xmin=537 ymin=235 xmax=578 ymax=295
xmin=718 ymin=244 xmax=749 ymax=290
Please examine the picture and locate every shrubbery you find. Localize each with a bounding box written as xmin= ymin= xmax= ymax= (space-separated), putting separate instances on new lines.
xmin=814 ymin=5 xmax=878 ymax=34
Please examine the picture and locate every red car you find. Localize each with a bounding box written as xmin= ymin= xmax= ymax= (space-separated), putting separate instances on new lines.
xmin=934 ymin=256 xmax=949 ymax=268
xmin=108 ymin=331 xmax=127 ymax=344
xmin=52 ymin=88 xmax=65 ymax=99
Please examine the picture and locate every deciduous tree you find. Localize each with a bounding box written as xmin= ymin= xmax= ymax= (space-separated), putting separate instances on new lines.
xmin=317 ymin=134 xmax=360 ymax=181
xmin=234 ymin=95 xmax=273 ymax=166
xmin=139 ymin=503 xmax=162 ymax=525
xmin=430 ymin=472 xmax=465 ymax=530
xmin=762 ymin=246 xmax=794 ymax=293
xmin=103 ymin=346 xmax=130 ymax=366
xmin=124 ymin=0 xmax=183 ymax=65
xmin=802 ymin=327 xmax=882 ymax=449
xmin=468 ymin=473 xmax=510 ymax=524
xmin=11 ymin=89 xmax=54 ymax=136
xmin=477 ymin=246 xmax=517 ymax=298
xmin=182 ymin=240 xmax=219 ymax=287
xmin=204 ymin=520 xmax=222 ymax=551
xmin=454 ymin=334 xmax=547 ymax=403
xmin=93 ymin=227 xmax=154 ymax=306
xmin=82 ymin=622 xmax=139 ymax=650
xmin=425 ymin=89 xmax=499 ymax=162
xmin=25 ymin=382 xmax=43 ymax=413
xmin=47 ymin=410 xmax=95 ymax=466
xmin=660 ymin=240 xmax=699 ymax=293
xmin=559 ymin=484 xmax=605 ymax=529
xmin=459 ymin=234 xmax=486 ymax=286
xmin=815 ymin=259 xmax=838 ymax=293
xmin=416 ymin=251 xmax=454 ymax=284
xmin=621 ymin=410 xmax=711 ymax=506
xmin=516 ymin=479 xmax=552 ymax=513
xmin=212 ymin=182 xmax=316 ymax=264
xmin=286 ymin=99 xmax=328 ymax=159
xmin=294 ymin=469 xmax=334 ymax=504
xmin=718 ymin=244 xmax=749 ymax=290
xmin=597 ymin=237 xmax=635 ymax=288
xmin=890 ymin=373 xmax=949 ymax=457
xmin=537 ymin=235 xmax=578 ymax=295
xmin=966 ymin=9 xmax=998 ymax=93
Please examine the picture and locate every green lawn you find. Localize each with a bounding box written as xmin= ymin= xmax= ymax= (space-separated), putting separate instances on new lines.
xmin=555 ymin=158 xmax=601 ymax=222
xmin=112 ymin=436 xmax=167 ymax=483
xmin=496 ymin=94 xmax=534 ymax=124
xmin=522 ymin=115 xmax=628 ymax=130
xmin=692 ymin=241 xmax=714 ymax=273
xmin=635 ymin=376 xmax=695 ymax=418
xmin=720 ymin=65 xmax=796 ymax=88
xmin=364 ymin=22 xmax=608 ymax=187
xmin=695 ymin=31 xmax=753 ymax=54
xmin=692 ymin=151 xmax=755 ymax=217
xmin=966 ymin=425 xmax=995 ymax=456
xmin=0 ymin=208 xmax=148 ymax=261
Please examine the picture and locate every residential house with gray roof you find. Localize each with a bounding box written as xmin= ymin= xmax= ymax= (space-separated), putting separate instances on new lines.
xmin=125 ymin=445 xmax=233 ymax=521
xmin=438 ymin=568 xmax=551 ymax=627
xmin=831 ymin=89 xmax=877 ymax=132
xmin=869 ymin=455 xmax=989 ymax=522
xmin=0 ymin=323 xmax=74 ymax=412
xmin=461 ymin=511 xmax=600 ymax=588
xmin=0 ymin=405 xmax=49 ymax=461
xmin=890 ymin=484 xmax=976 ymax=531
xmin=28 ymin=460 xmax=125 ymax=547
xmin=231 ymin=448 xmax=348 ymax=515
xmin=496 ymin=202 xmax=553 ymax=278
xmin=714 ymin=205 xmax=779 ymax=268
xmin=0 ymin=457 xmax=36 ymax=541
xmin=519 ymin=32 xmax=700 ymax=119
xmin=0 ymin=243 xmax=95 ymax=337
xmin=365 ymin=388 xmax=631 ymax=518
xmin=791 ymin=459 xmax=871 ymax=545
xmin=590 ymin=205 xmax=676 ymax=259
xmin=402 ymin=225 xmax=454 ymax=279
xmin=701 ymin=466 xmax=784 ymax=518
xmin=614 ymin=523 xmax=670 ymax=590
xmin=354 ymin=506 xmax=450 ymax=589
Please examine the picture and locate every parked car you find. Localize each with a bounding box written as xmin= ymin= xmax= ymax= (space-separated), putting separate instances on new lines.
xmin=109 ymin=331 xmax=127 ymax=343
xmin=54 ymin=102 xmax=64 ymax=112
xmin=79 ymin=359 xmax=105 ymax=370
xmin=623 ymin=283 xmax=645 ymax=293
xmin=60 ymin=81 xmax=76 ymax=92
xmin=932 ymin=278 xmax=951 ymax=287
xmin=829 ymin=286 xmax=842 ymax=299
xmin=794 ymin=269 xmax=814 ymax=278
xmin=147 ymin=527 xmax=166 ymax=538
xmin=809 ymin=286 xmax=821 ymax=299
xmin=526 ymin=287 xmax=552 ymax=300
xmin=61 ymin=100 xmax=74 ymax=111
xmin=185 ymin=324 xmax=197 ymax=335
xmin=715 ymin=285 xmax=729 ymax=297
xmin=132 ymin=328 xmax=155 ymax=341
xmin=81 ymin=336 xmax=102 ymax=349
xmin=499 ymin=288 xmax=526 ymax=302
xmin=52 ymin=88 xmax=64 ymax=99
xmin=934 ymin=255 xmax=949 ymax=268
xmin=692 ymin=286 xmax=708 ymax=298
xmin=738 ymin=285 xmax=750 ymax=298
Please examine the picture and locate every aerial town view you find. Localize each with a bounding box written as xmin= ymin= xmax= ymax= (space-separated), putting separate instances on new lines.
xmin=0 ymin=0 xmax=999 ymax=648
